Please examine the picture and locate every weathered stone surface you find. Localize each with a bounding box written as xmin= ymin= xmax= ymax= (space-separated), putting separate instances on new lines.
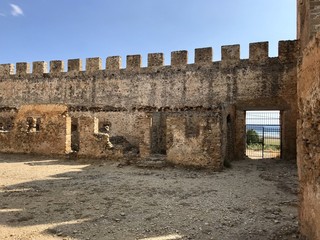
xmin=16 ymin=62 xmax=30 ymax=76
xmin=32 ymin=61 xmax=47 ymax=75
xmin=77 ymin=116 xmax=122 ymax=159
xmin=166 ymin=113 xmax=223 ymax=170
xmin=171 ymin=50 xmax=188 ymax=67
xmin=106 ymin=56 xmax=121 ymax=71
xmin=297 ymin=33 xmax=320 ymax=240
xmin=68 ymin=59 xmax=82 ymax=72
xmin=195 ymin=47 xmax=213 ymax=64
xmin=126 ymin=55 xmax=141 ymax=71
xmin=0 ymin=104 xmax=70 ymax=155
xmin=249 ymin=42 xmax=269 ymax=63
xmin=50 ymin=60 xmax=64 ymax=74
xmin=221 ymin=45 xmax=240 ymax=61
xmin=148 ymin=53 xmax=164 ymax=68
xmin=0 ymin=42 xmax=298 ymax=164
xmin=0 ymin=64 xmax=14 ymax=77
xmin=298 ymin=0 xmax=320 ymax=50
xmin=86 ymin=58 xmax=102 ymax=72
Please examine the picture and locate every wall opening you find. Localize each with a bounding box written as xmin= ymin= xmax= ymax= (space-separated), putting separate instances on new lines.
xmin=245 ymin=111 xmax=281 ymax=159
xmin=71 ymin=118 xmax=80 ymax=152
xmin=185 ymin=115 xmax=200 ymax=138
xmin=26 ymin=117 xmax=41 ymax=133
xmin=0 ymin=117 xmax=14 ymax=132
xmin=225 ymin=114 xmax=233 ymax=165
xmin=151 ymin=112 xmax=166 ymax=155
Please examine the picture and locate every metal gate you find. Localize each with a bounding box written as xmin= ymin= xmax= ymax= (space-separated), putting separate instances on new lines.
xmin=245 ymin=111 xmax=281 ymax=159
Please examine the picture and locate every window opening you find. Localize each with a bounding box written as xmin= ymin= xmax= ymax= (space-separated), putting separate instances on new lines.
xmin=26 ymin=117 xmax=40 ymax=133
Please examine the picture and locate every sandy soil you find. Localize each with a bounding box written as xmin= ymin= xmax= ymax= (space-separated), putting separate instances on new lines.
xmin=0 ymin=154 xmax=299 ymax=240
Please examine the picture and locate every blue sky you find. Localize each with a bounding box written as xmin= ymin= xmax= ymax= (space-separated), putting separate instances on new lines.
xmin=0 ymin=0 xmax=296 ymax=67
xmin=246 ymin=111 xmax=280 ymax=125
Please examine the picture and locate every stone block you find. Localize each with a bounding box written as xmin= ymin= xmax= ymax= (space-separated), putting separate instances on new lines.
xmin=195 ymin=47 xmax=213 ymax=64
xmin=127 ymin=55 xmax=142 ymax=71
xmin=171 ymin=50 xmax=188 ymax=67
xmin=106 ymin=56 xmax=121 ymax=71
xmin=148 ymin=53 xmax=164 ymax=68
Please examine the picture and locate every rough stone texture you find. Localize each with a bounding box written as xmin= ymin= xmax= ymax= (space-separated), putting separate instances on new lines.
xmin=32 ymin=61 xmax=47 ymax=76
xmin=0 ymin=64 xmax=14 ymax=77
xmin=68 ymin=59 xmax=82 ymax=72
xmin=86 ymin=57 xmax=102 ymax=72
xmin=171 ymin=50 xmax=188 ymax=67
xmin=0 ymin=41 xmax=298 ymax=166
xmin=50 ymin=60 xmax=64 ymax=74
xmin=16 ymin=62 xmax=30 ymax=76
xmin=297 ymin=34 xmax=320 ymax=240
xmin=221 ymin=45 xmax=240 ymax=61
xmin=137 ymin=114 xmax=151 ymax=158
xmin=249 ymin=42 xmax=269 ymax=63
xmin=126 ymin=55 xmax=141 ymax=71
xmin=77 ymin=116 xmax=122 ymax=159
xmin=0 ymin=104 xmax=70 ymax=155
xmin=106 ymin=56 xmax=121 ymax=71
xmin=71 ymin=111 xmax=149 ymax=149
xmin=148 ymin=53 xmax=164 ymax=68
xmin=298 ymin=0 xmax=320 ymax=50
xmin=279 ymin=40 xmax=300 ymax=63
xmin=195 ymin=47 xmax=213 ymax=64
xmin=166 ymin=113 xmax=223 ymax=170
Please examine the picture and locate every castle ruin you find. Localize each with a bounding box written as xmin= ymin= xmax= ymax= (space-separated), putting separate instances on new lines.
xmin=0 ymin=0 xmax=319 ymax=239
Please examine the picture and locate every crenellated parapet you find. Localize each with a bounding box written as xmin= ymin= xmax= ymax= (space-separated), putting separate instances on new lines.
xmin=0 ymin=40 xmax=299 ymax=78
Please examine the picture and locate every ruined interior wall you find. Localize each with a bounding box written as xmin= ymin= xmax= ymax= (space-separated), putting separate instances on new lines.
xmin=70 ymin=111 xmax=148 ymax=147
xmin=0 ymin=104 xmax=70 ymax=155
xmin=0 ymin=108 xmax=17 ymax=131
xmin=297 ymin=34 xmax=320 ymax=240
xmin=0 ymin=42 xmax=298 ymax=163
xmin=77 ymin=116 xmax=123 ymax=159
xmin=166 ymin=112 xmax=223 ymax=170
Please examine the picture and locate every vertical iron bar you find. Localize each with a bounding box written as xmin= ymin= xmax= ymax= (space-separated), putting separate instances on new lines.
xmin=262 ymin=127 xmax=264 ymax=159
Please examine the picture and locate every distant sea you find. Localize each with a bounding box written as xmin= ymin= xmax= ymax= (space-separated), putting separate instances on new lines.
xmin=246 ymin=124 xmax=280 ymax=138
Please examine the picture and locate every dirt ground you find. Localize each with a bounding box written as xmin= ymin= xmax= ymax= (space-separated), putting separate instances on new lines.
xmin=0 ymin=154 xmax=299 ymax=240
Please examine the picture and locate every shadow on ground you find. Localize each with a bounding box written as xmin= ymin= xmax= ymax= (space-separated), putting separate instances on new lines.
xmin=0 ymin=154 xmax=299 ymax=240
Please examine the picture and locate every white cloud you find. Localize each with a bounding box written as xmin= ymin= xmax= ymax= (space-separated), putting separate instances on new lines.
xmin=10 ymin=4 xmax=23 ymax=16
xmin=0 ymin=13 xmax=6 ymax=17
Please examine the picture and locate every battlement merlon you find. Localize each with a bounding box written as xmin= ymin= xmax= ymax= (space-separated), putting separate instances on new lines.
xmin=279 ymin=40 xmax=300 ymax=63
xmin=106 ymin=56 xmax=121 ymax=71
xmin=33 ymin=61 xmax=47 ymax=76
xmin=127 ymin=55 xmax=142 ymax=71
xmin=195 ymin=47 xmax=213 ymax=64
xmin=148 ymin=53 xmax=164 ymax=68
xmin=0 ymin=40 xmax=299 ymax=77
xmin=249 ymin=42 xmax=269 ymax=63
xmin=16 ymin=62 xmax=30 ymax=76
xmin=221 ymin=45 xmax=240 ymax=62
xmin=171 ymin=50 xmax=188 ymax=67
xmin=50 ymin=60 xmax=64 ymax=74
xmin=68 ymin=59 xmax=82 ymax=72
xmin=86 ymin=57 xmax=102 ymax=72
xmin=0 ymin=64 xmax=14 ymax=77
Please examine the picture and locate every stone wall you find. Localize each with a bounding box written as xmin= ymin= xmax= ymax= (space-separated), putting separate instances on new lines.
xmin=0 ymin=41 xmax=299 ymax=163
xmin=298 ymin=0 xmax=320 ymax=50
xmin=297 ymin=34 xmax=320 ymax=240
xmin=166 ymin=112 xmax=223 ymax=169
xmin=0 ymin=104 xmax=70 ymax=155
xmin=76 ymin=116 xmax=123 ymax=159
